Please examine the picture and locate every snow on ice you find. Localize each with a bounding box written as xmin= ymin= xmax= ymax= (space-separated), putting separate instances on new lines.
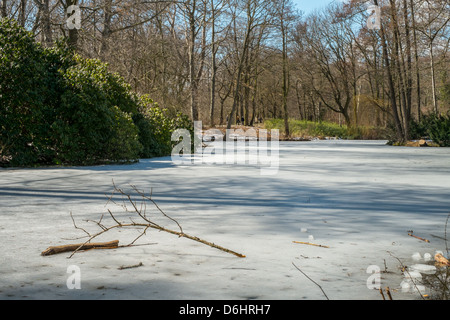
xmin=1 ymin=140 xmax=449 ymax=300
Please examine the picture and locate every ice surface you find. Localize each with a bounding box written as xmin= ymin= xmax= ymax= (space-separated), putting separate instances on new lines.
xmin=400 ymin=280 xmax=411 ymax=292
xmin=423 ymin=253 xmax=432 ymax=262
xmin=1 ymin=140 xmax=450 ymax=300
xmin=409 ymin=264 xmax=437 ymax=275
xmin=412 ymin=253 xmax=422 ymax=261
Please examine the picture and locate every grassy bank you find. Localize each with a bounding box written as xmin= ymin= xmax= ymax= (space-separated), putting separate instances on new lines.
xmin=264 ymin=119 xmax=388 ymax=140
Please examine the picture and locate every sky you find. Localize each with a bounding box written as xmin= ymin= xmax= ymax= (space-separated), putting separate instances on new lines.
xmin=292 ymin=0 xmax=338 ymax=15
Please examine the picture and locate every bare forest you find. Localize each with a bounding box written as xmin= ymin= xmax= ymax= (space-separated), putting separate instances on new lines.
xmin=2 ymin=0 xmax=449 ymax=141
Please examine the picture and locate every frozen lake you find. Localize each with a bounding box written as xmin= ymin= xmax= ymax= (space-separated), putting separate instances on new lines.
xmin=1 ymin=140 xmax=449 ymax=300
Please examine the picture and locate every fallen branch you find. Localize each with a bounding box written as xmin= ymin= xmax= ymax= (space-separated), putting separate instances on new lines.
xmin=293 ymin=241 xmax=329 ymax=248
xmin=41 ymin=240 xmax=119 ymax=256
xmin=53 ymin=181 xmax=246 ymax=259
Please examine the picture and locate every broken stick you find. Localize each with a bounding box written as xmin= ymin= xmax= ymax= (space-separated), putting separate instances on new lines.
xmin=385 ymin=287 xmax=393 ymax=300
xmin=379 ymin=288 xmax=385 ymax=300
xmin=41 ymin=240 xmax=119 ymax=256
xmin=118 ymin=262 xmax=144 ymax=270
xmin=407 ymin=233 xmax=430 ymax=243
xmin=293 ymin=241 xmax=329 ymax=248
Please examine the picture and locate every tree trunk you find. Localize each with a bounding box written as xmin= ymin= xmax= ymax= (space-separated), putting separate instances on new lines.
xmin=227 ymin=12 xmax=252 ymax=129
xmin=188 ymin=1 xmax=199 ymax=121
xmin=33 ymin=0 xmax=53 ymax=47
xmin=389 ymin=0 xmax=410 ymax=139
xmin=19 ymin=0 xmax=26 ymax=26
xmin=402 ymin=0 xmax=413 ymax=122
xmin=250 ymin=69 xmax=259 ymax=126
xmin=429 ymin=42 xmax=438 ymax=114
xmin=100 ymin=0 xmax=113 ymax=57
xmin=410 ymin=0 xmax=421 ymax=121
xmin=373 ymin=0 xmax=404 ymax=141
xmin=210 ymin=3 xmax=217 ymax=127
xmin=1 ymin=0 xmax=7 ymax=18
xmin=281 ymin=18 xmax=290 ymax=137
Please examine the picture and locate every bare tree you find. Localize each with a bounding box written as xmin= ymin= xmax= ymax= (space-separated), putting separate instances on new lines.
xmin=274 ymin=0 xmax=297 ymax=136
xmin=410 ymin=0 xmax=422 ymax=121
xmin=33 ymin=0 xmax=53 ymax=47
xmin=226 ymin=0 xmax=272 ymax=129
xmin=296 ymin=6 xmax=357 ymax=127
xmin=414 ymin=0 xmax=450 ymax=114
xmin=177 ymin=0 xmax=209 ymax=121
xmin=209 ymin=0 xmax=230 ymax=127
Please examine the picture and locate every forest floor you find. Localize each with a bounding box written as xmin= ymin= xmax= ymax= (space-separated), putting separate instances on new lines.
xmin=0 ymin=140 xmax=449 ymax=300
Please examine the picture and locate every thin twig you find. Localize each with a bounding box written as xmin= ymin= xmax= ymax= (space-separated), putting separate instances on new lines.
xmin=387 ymin=251 xmax=425 ymax=300
xmin=444 ymin=213 xmax=450 ymax=256
xmin=130 ymin=184 xmax=184 ymax=234
xmin=292 ymin=262 xmax=329 ymax=300
xmin=108 ymin=209 xmax=122 ymax=226
xmin=70 ymin=211 xmax=90 ymax=238
xmin=129 ymin=225 xmax=150 ymax=245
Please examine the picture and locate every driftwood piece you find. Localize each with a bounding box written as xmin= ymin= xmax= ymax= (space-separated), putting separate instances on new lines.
xmin=41 ymin=240 xmax=119 ymax=256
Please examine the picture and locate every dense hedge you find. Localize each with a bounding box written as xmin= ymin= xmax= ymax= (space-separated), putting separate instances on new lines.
xmin=410 ymin=112 xmax=450 ymax=147
xmin=0 ymin=18 xmax=192 ymax=167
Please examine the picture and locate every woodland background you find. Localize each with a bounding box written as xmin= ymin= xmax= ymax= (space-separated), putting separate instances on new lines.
xmin=1 ymin=0 xmax=449 ymax=166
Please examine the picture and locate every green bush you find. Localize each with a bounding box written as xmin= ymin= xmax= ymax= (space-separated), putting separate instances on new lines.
xmin=0 ymin=19 xmax=78 ymax=166
xmin=1 ymin=19 xmax=49 ymax=165
xmin=410 ymin=113 xmax=450 ymax=147
xmin=54 ymin=56 xmax=142 ymax=164
xmin=1 ymin=18 xmax=190 ymax=167
xmin=107 ymin=106 xmax=142 ymax=161
xmin=409 ymin=117 xmax=429 ymax=140
xmin=134 ymin=95 xmax=193 ymax=158
xmin=426 ymin=113 xmax=450 ymax=147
